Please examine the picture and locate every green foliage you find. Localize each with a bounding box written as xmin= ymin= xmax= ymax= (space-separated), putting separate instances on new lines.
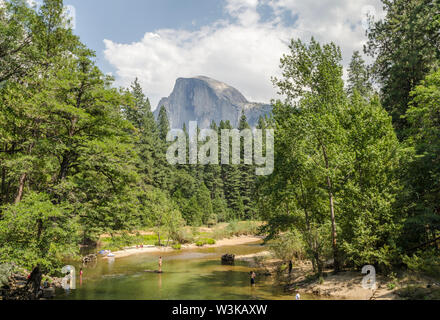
xmin=401 ymin=70 xmax=440 ymax=250
xmin=157 ymin=105 xmax=170 ymax=142
xmin=365 ymin=0 xmax=440 ymax=136
xmin=212 ymin=196 xmax=231 ymax=223
xmin=169 ymin=228 xmax=195 ymax=244
xmin=195 ymin=238 xmax=216 ymax=246
xmin=261 ymin=37 xmax=402 ymax=273
xmin=347 ymin=51 xmax=373 ymax=98
xmin=142 ymin=187 xmax=184 ymax=246
xmin=267 ymin=231 xmax=306 ymax=262
xmin=173 ymin=181 xmax=213 ymax=226
xmin=225 ymin=220 xmax=259 ymax=237
xmin=0 ymin=192 xmax=79 ymax=274
xmin=403 ymin=249 xmax=440 ymax=280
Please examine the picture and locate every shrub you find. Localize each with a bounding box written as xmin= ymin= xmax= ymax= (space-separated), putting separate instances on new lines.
xmin=170 ymin=229 xmax=194 ymax=244
xmin=212 ymin=228 xmax=228 ymax=240
xmin=172 ymin=243 xmax=181 ymax=250
xmin=206 ymin=214 xmax=218 ymax=227
xmin=206 ymin=238 xmax=216 ymax=245
xmin=403 ymin=249 xmax=440 ymax=280
xmin=387 ymin=283 xmax=396 ymax=290
xmin=225 ymin=221 xmax=259 ymax=237
xmin=195 ymin=238 xmax=216 ymax=246
xmin=267 ymin=231 xmax=306 ymax=262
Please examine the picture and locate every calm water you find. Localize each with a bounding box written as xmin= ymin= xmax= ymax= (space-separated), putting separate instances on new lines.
xmin=56 ymin=241 xmax=318 ymax=300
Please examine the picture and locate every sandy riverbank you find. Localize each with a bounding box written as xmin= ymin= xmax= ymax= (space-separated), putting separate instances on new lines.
xmin=102 ymin=235 xmax=264 ymax=259
xmin=287 ymin=268 xmax=400 ymax=300
xmin=234 ymin=252 xmax=402 ymax=300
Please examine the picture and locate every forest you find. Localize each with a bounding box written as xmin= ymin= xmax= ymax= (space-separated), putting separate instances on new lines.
xmin=0 ymin=0 xmax=439 ymax=281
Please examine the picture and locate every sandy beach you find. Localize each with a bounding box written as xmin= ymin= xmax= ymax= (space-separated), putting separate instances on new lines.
xmin=102 ymin=235 xmax=264 ymax=259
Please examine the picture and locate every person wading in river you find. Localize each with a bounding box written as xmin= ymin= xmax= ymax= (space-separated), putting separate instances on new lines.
xmin=159 ymin=256 xmax=163 ymax=273
xmin=79 ymin=268 xmax=83 ymax=286
xmin=250 ymin=271 xmax=256 ymax=286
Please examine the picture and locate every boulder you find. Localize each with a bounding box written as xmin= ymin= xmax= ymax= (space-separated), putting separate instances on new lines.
xmin=83 ymin=253 xmax=97 ymax=264
xmin=221 ymin=254 xmax=235 ymax=265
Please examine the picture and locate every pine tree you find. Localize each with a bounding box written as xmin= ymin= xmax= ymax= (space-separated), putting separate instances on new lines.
xmin=238 ymin=110 xmax=256 ymax=219
xmin=365 ymin=0 xmax=440 ymax=137
xmin=157 ymin=105 xmax=170 ymax=142
xmin=220 ymin=120 xmax=244 ymax=220
xmin=347 ymin=51 xmax=373 ymax=98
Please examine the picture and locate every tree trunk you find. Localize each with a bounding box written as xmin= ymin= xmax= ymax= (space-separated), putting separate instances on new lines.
xmin=315 ymin=252 xmax=323 ymax=275
xmin=1 ymin=166 xmax=6 ymax=204
xmin=14 ymin=143 xmax=34 ymax=204
xmin=58 ymin=153 xmax=70 ymax=181
xmin=14 ymin=172 xmax=27 ymax=204
xmin=326 ymin=175 xmax=339 ymax=272
xmin=321 ymin=143 xmax=340 ymax=272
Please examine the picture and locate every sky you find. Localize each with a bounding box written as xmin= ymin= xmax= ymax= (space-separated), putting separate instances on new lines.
xmin=24 ymin=0 xmax=386 ymax=110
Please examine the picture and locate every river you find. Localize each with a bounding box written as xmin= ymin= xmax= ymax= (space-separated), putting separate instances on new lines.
xmin=55 ymin=241 xmax=318 ymax=300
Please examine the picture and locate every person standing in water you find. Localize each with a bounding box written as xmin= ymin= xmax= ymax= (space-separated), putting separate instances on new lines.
xmin=250 ymin=271 xmax=256 ymax=286
xmin=158 ymin=256 xmax=163 ymax=273
xmin=79 ymin=268 xmax=83 ymax=286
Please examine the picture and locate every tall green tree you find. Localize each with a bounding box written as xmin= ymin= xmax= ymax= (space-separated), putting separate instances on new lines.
xmin=272 ymin=38 xmax=347 ymax=271
xmin=401 ymin=69 xmax=440 ymax=250
xmin=238 ymin=110 xmax=256 ymax=219
xmin=347 ymin=51 xmax=373 ymax=98
xmin=157 ymin=105 xmax=169 ymax=142
xmin=0 ymin=0 xmax=38 ymax=83
xmin=264 ymin=38 xmax=402 ymax=273
xmin=365 ymin=0 xmax=440 ymax=137
xmin=220 ymin=120 xmax=244 ymax=220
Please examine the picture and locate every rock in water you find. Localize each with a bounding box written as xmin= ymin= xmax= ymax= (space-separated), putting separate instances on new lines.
xmin=221 ymin=254 xmax=235 ymax=265
xmin=154 ymin=76 xmax=272 ymax=129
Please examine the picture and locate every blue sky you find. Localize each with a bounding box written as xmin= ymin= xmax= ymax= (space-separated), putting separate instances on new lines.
xmin=26 ymin=0 xmax=385 ymax=110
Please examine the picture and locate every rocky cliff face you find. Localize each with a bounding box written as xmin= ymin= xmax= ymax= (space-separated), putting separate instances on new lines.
xmin=154 ymin=76 xmax=272 ymax=129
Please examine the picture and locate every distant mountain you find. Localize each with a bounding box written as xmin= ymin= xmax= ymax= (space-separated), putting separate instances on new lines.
xmin=153 ymin=76 xmax=272 ymax=129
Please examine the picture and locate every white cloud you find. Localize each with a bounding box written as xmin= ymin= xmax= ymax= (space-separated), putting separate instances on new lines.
xmin=104 ymin=0 xmax=384 ymax=110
